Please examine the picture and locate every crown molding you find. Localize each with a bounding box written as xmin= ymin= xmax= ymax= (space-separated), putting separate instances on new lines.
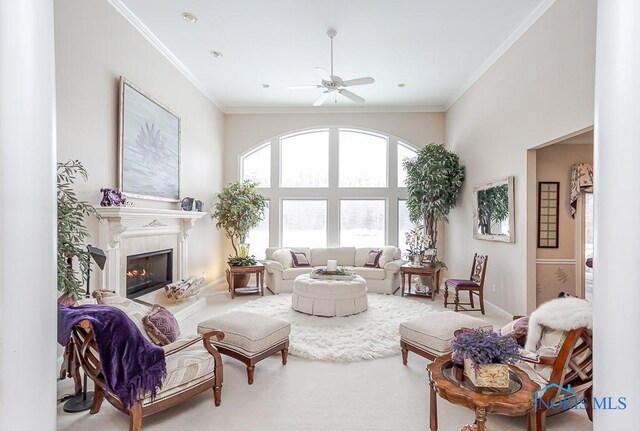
xmin=444 ymin=0 xmax=557 ymax=111
xmin=223 ymin=105 xmax=445 ymax=115
xmin=107 ymin=0 xmax=225 ymax=112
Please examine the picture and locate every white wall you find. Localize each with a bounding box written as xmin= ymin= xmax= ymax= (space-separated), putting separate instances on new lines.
xmin=54 ymin=0 xmax=226 ymax=286
xmin=445 ymin=0 xmax=597 ymax=314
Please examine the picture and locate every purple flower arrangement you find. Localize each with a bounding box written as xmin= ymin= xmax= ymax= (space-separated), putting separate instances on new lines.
xmin=451 ymin=328 xmax=521 ymax=365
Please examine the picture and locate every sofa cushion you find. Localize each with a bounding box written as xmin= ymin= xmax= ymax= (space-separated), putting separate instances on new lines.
xmin=143 ymin=304 xmax=180 ymax=346
xmin=291 ymin=251 xmax=311 ymax=267
xmin=378 ymin=246 xmax=400 ymax=267
xmin=363 ymin=249 xmax=382 ymax=268
xmin=282 ymin=267 xmax=314 ymax=280
xmin=310 ymin=247 xmax=355 ymax=267
xmin=272 ymin=248 xmax=293 ymax=269
xmin=266 ymin=247 xmax=310 ymax=261
xmin=399 ymin=311 xmax=492 ymax=354
xmin=352 ymin=267 xmax=386 ymax=280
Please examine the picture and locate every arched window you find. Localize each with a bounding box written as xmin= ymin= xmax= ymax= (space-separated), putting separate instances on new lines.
xmin=240 ymin=127 xmax=418 ymax=258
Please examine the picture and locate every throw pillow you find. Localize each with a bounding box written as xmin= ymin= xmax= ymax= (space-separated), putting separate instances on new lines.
xmin=290 ymin=251 xmax=311 ymax=267
xmin=500 ymin=316 xmax=529 ymax=347
xmin=142 ymin=304 xmax=180 ymax=346
xmin=377 ymin=246 xmax=398 ymax=267
xmin=363 ymin=249 xmax=382 ymax=268
xmin=92 ymin=289 xmax=116 ymax=304
xmin=272 ymin=248 xmax=293 ymax=269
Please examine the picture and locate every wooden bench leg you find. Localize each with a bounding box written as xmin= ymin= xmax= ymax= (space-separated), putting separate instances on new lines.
xmin=281 ymin=347 xmax=288 ymax=365
xmin=401 ymin=341 xmax=409 ymax=365
xmin=246 ymin=365 xmax=255 ymax=385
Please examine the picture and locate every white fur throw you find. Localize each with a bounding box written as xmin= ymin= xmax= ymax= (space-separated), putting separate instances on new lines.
xmin=525 ymin=297 xmax=592 ymax=352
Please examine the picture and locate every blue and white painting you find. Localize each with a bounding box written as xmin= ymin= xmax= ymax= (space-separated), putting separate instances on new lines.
xmin=120 ymin=80 xmax=180 ymax=201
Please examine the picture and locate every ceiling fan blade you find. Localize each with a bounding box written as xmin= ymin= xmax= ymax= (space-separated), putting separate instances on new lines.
xmin=341 ymin=77 xmax=375 ymax=87
xmin=313 ymin=91 xmax=331 ymax=107
xmin=338 ymin=89 xmax=365 ymax=104
xmin=287 ymin=85 xmax=323 ymax=90
xmin=315 ymin=67 xmax=331 ymax=82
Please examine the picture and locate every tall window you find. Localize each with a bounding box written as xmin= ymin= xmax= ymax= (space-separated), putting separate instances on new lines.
xmin=398 ymin=200 xmax=413 ymax=250
xmin=397 ymin=142 xmax=417 ymax=187
xmin=241 ymin=143 xmax=270 ymax=187
xmin=282 ymin=200 xmax=327 ymax=247
xmin=280 ymin=131 xmax=329 ymax=187
xmin=240 ymin=127 xmax=418 ymax=250
xmin=339 ymin=130 xmax=387 ymax=187
xmin=246 ymin=201 xmax=269 ymax=260
xmin=340 ymin=200 xmax=386 ymax=246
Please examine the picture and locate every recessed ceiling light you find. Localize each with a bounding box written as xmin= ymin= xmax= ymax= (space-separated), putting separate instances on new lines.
xmin=262 ymin=84 xmax=270 ymax=88
xmin=210 ymin=51 xmax=223 ymax=59
xmin=181 ymin=12 xmax=197 ymax=23
xmin=398 ymin=83 xmax=406 ymax=87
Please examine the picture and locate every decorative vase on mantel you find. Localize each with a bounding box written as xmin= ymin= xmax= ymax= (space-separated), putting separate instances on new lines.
xmin=463 ymin=358 xmax=510 ymax=389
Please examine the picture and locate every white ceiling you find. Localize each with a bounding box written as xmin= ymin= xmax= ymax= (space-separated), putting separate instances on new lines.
xmin=114 ymin=0 xmax=551 ymax=112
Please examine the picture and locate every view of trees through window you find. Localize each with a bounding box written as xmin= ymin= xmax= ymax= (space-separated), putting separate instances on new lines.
xmin=240 ymin=127 xmax=417 ymax=252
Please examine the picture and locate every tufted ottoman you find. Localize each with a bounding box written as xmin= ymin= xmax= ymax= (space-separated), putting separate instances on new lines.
xmin=292 ymin=274 xmax=368 ymax=317
xmin=198 ymin=311 xmax=290 ymax=384
xmin=399 ymin=311 xmax=492 ymax=363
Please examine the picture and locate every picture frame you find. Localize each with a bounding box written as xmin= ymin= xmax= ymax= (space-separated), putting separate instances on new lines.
xmin=119 ymin=77 xmax=181 ymax=202
xmin=537 ymin=181 xmax=560 ymax=248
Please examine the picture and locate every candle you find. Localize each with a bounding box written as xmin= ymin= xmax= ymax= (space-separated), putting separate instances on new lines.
xmin=327 ymin=260 xmax=337 ymax=272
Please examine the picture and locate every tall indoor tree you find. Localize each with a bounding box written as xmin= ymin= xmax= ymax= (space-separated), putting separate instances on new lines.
xmin=403 ymin=143 xmax=465 ymax=255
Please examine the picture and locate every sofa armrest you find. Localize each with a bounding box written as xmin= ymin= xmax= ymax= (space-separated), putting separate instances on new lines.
xmin=263 ymin=259 xmax=284 ymax=273
xmin=163 ymin=335 xmax=202 ymax=356
xmin=383 ymin=258 xmax=404 ymax=272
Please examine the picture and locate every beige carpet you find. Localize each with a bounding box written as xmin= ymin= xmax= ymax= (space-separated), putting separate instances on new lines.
xmin=56 ymin=292 xmax=592 ymax=431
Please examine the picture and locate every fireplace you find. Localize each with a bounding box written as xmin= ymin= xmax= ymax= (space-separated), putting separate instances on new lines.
xmin=126 ymin=249 xmax=173 ymax=299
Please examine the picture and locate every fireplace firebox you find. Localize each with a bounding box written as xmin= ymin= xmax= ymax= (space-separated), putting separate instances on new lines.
xmin=126 ymin=249 xmax=173 ymax=299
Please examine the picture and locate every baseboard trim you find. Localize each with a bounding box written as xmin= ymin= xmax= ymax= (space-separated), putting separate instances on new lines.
xmin=483 ymin=298 xmax=513 ymax=320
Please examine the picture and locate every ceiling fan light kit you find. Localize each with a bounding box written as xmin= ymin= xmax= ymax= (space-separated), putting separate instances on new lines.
xmin=288 ymin=29 xmax=375 ymax=106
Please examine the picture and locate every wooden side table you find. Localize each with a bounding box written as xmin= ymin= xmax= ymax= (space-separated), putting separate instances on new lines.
xmin=227 ymin=265 xmax=265 ymax=299
xmin=427 ymin=354 xmax=538 ymax=431
xmin=400 ymin=263 xmax=445 ymax=300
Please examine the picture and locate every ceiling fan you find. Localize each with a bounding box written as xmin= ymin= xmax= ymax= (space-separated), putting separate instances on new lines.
xmin=288 ymin=29 xmax=375 ymax=106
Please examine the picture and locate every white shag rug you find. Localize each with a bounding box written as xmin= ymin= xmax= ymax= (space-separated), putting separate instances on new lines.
xmin=231 ymin=294 xmax=436 ymax=362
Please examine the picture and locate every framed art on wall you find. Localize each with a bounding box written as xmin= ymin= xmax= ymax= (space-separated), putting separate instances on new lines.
xmin=119 ymin=77 xmax=180 ymax=202
xmin=537 ymin=181 xmax=559 ymax=248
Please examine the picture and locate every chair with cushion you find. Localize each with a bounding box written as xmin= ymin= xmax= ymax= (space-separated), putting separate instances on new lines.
xmin=68 ymin=292 xmax=225 ymax=431
xmin=501 ymin=297 xmax=593 ymax=430
xmin=444 ymin=254 xmax=488 ymax=314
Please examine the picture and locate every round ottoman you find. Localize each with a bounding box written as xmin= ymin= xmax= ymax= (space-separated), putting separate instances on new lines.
xmin=292 ymin=274 xmax=368 ymax=317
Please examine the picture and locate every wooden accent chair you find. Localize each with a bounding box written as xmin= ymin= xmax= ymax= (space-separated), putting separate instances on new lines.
xmin=444 ymin=254 xmax=488 ymax=314
xmin=516 ymin=325 xmax=594 ymax=430
xmin=70 ymin=319 xmax=225 ymax=431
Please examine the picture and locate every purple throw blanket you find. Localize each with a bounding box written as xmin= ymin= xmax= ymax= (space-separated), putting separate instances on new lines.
xmin=58 ymin=304 xmax=167 ymax=411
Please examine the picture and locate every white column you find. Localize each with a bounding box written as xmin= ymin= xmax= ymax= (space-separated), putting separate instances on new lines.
xmin=594 ymin=0 xmax=640 ymax=427
xmin=0 ymin=1 xmax=57 ymax=430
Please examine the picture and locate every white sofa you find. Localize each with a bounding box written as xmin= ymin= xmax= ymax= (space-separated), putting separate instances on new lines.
xmin=263 ymin=246 xmax=404 ymax=294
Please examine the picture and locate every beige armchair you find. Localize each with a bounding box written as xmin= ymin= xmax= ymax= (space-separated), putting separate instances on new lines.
xmin=70 ymin=294 xmax=224 ymax=431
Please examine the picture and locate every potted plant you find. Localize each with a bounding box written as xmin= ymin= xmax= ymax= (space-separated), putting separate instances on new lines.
xmin=451 ymin=328 xmax=521 ymax=388
xmin=57 ymin=160 xmax=98 ymax=303
xmin=211 ymin=180 xmax=267 ymax=287
xmin=404 ymin=224 xmax=428 ymax=266
xmin=403 ymin=143 xmax=465 ymax=262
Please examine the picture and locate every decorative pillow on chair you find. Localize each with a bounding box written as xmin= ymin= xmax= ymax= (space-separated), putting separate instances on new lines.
xmin=142 ymin=304 xmax=180 ymax=346
xmin=500 ymin=316 xmax=529 ymax=347
xmin=363 ymin=249 xmax=382 ymax=268
xmin=272 ymin=248 xmax=293 ymax=269
xmin=290 ymin=251 xmax=311 ymax=267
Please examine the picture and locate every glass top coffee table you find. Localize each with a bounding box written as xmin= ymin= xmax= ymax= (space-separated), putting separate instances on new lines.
xmin=427 ymin=354 xmax=539 ymax=431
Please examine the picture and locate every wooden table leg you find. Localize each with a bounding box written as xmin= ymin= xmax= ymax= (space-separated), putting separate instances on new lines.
xmin=430 ymin=381 xmax=438 ymax=431
xmin=475 ymin=407 xmax=487 ymax=431
xmin=527 ymin=410 xmax=537 ymax=431
xmin=401 ymin=272 xmax=406 ymax=297
xmin=260 ymin=270 xmax=264 ymax=296
xmin=407 ymin=274 xmax=412 ymax=295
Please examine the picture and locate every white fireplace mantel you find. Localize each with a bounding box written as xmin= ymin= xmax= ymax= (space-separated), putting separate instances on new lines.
xmin=95 ymin=206 xmax=207 ymax=297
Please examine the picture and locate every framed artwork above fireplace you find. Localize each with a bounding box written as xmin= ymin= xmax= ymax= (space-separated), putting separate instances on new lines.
xmin=119 ymin=77 xmax=181 ymax=202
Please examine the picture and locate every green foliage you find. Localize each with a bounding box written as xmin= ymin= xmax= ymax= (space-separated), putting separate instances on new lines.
xmin=57 ymin=160 xmax=98 ymax=299
xmin=477 ymin=184 xmax=509 ymax=234
xmin=403 ymin=144 xmax=465 ymax=248
xmin=211 ymin=180 xmax=267 ymax=256
xmin=227 ymin=255 xmax=258 ymax=267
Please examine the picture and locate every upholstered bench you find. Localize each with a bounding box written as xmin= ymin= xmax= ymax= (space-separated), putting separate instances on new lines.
xmin=399 ymin=311 xmax=492 ymax=363
xmin=198 ymin=311 xmax=291 ymax=384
